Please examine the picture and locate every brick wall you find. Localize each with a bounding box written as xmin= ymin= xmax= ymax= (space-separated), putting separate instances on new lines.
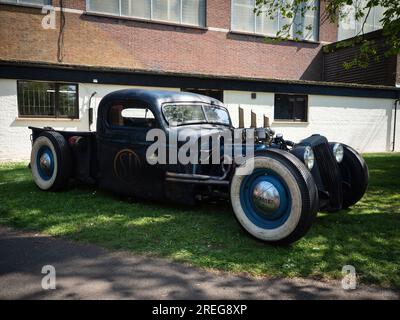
xmin=318 ymin=0 xmax=338 ymax=43
xmin=0 ymin=1 xmax=338 ymax=81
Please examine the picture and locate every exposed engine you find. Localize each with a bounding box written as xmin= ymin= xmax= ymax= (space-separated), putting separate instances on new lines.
xmin=242 ymin=127 xmax=295 ymax=150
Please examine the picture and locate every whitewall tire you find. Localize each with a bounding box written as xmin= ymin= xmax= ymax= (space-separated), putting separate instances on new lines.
xmin=230 ymin=149 xmax=319 ymax=245
xmin=30 ymin=131 xmax=72 ymax=191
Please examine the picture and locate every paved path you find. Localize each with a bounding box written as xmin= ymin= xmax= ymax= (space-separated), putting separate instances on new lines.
xmin=0 ymin=226 xmax=398 ymax=300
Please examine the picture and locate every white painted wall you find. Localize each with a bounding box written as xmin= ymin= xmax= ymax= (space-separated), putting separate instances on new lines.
xmin=0 ymin=80 xmax=398 ymax=162
xmin=224 ymin=90 xmax=399 ymax=153
xmin=0 ymin=79 xmax=179 ymax=161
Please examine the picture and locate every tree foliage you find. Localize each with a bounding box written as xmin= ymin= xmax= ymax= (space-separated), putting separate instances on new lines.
xmin=255 ymin=0 xmax=400 ymax=68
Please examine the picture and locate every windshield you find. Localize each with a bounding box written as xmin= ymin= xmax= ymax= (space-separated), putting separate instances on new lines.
xmin=162 ymin=104 xmax=231 ymax=126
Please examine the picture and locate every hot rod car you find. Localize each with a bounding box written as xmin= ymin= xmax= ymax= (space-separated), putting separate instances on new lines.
xmin=29 ymin=89 xmax=369 ymax=245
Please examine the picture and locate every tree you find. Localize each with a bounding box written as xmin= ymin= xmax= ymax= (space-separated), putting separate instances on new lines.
xmin=254 ymin=0 xmax=400 ymax=68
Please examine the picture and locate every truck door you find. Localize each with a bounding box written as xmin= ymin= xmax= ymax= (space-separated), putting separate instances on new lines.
xmin=97 ymin=101 xmax=164 ymax=199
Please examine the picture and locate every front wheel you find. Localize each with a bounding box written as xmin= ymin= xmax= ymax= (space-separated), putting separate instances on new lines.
xmin=338 ymin=144 xmax=369 ymax=209
xmin=230 ymin=149 xmax=319 ymax=245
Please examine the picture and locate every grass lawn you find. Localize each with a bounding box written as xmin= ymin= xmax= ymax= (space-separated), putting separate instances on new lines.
xmin=0 ymin=153 xmax=399 ymax=288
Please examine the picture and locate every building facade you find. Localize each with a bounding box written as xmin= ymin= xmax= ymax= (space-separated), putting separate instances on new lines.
xmin=0 ymin=0 xmax=399 ymax=161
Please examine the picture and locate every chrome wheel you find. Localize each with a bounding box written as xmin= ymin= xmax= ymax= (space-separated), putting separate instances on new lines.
xmin=252 ymin=181 xmax=281 ymax=214
xmin=36 ymin=146 xmax=54 ymax=181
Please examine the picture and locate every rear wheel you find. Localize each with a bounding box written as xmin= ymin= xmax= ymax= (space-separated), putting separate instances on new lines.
xmin=339 ymin=145 xmax=369 ymax=209
xmin=230 ymin=149 xmax=319 ymax=245
xmin=30 ymin=131 xmax=72 ymax=191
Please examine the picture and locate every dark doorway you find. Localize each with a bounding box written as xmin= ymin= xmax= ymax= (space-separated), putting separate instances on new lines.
xmin=182 ymin=88 xmax=224 ymax=102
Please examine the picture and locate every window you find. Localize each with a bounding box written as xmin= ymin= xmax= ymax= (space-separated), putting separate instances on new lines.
xmin=153 ymin=0 xmax=180 ymax=22
xmin=121 ymin=0 xmax=151 ymax=19
xmin=231 ymin=0 xmax=319 ymax=41
xmin=163 ymin=104 xmax=205 ymax=126
xmin=87 ymin=0 xmax=206 ymax=27
xmin=204 ymin=106 xmax=230 ymax=125
xmin=88 ymin=0 xmax=120 ymax=15
xmin=108 ymin=104 xmax=157 ymax=128
xmin=338 ymin=0 xmax=384 ymax=40
xmin=162 ymin=104 xmax=230 ymax=126
xmin=17 ymin=81 xmax=78 ymax=119
xmin=274 ymin=94 xmax=307 ymax=122
xmin=0 ymin=0 xmax=49 ymax=6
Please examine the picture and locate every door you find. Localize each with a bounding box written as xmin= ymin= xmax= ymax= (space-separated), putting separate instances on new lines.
xmin=97 ymin=101 xmax=164 ymax=199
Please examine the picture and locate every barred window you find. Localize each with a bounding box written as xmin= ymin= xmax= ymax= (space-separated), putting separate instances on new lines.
xmin=17 ymin=81 xmax=79 ymax=119
xmin=87 ymin=0 xmax=206 ymax=27
xmin=274 ymin=94 xmax=308 ymax=122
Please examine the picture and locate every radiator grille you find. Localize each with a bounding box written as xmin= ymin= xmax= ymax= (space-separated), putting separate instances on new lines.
xmin=313 ymin=142 xmax=343 ymax=209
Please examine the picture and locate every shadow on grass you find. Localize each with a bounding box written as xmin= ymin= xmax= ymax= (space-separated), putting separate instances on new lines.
xmin=0 ymin=154 xmax=399 ymax=288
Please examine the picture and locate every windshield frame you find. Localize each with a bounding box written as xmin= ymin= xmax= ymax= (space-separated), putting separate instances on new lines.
xmin=161 ymin=102 xmax=232 ymax=127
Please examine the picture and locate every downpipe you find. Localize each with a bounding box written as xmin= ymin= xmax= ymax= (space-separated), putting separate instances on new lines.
xmin=393 ymin=99 xmax=399 ymax=152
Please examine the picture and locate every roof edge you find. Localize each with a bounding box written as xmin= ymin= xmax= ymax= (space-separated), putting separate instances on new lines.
xmin=1 ymin=59 xmax=399 ymax=92
xmin=1 ymin=59 xmax=399 ymax=99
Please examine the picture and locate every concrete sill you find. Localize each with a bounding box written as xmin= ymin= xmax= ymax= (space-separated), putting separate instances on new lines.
xmin=84 ymin=11 xmax=208 ymax=31
xmin=272 ymin=121 xmax=309 ymax=125
xmin=15 ymin=118 xmax=80 ymax=122
xmin=228 ymin=30 xmax=320 ymax=45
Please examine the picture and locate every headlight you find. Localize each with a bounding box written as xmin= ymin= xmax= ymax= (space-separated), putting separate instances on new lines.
xmin=304 ymin=146 xmax=315 ymax=170
xmin=333 ymin=143 xmax=344 ymax=163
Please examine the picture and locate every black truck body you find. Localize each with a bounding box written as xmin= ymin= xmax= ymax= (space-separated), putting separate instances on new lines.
xmin=29 ymin=89 xmax=369 ymax=244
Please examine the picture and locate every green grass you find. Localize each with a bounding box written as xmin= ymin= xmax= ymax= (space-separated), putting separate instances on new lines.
xmin=1 ymin=153 xmax=399 ymax=288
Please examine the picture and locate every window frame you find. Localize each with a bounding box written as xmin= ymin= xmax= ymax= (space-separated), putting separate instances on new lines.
xmin=0 ymin=0 xmax=50 ymax=8
xmin=230 ymin=0 xmax=320 ymax=42
xmin=273 ymin=93 xmax=308 ymax=123
xmin=161 ymin=102 xmax=232 ymax=127
xmin=17 ymin=80 xmax=79 ymax=119
xmin=85 ymin=0 xmax=207 ymax=28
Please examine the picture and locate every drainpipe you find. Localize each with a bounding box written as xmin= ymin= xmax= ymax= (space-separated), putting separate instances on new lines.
xmin=393 ymin=98 xmax=399 ymax=152
xmin=88 ymin=92 xmax=97 ymax=132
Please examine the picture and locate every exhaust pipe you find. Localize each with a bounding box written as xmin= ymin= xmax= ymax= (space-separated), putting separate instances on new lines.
xmin=263 ymin=115 xmax=270 ymax=128
xmin=238 ymin=106 xmax=244 ymax=128
xmin=250 ymin=110 xmax=257 ymax=128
